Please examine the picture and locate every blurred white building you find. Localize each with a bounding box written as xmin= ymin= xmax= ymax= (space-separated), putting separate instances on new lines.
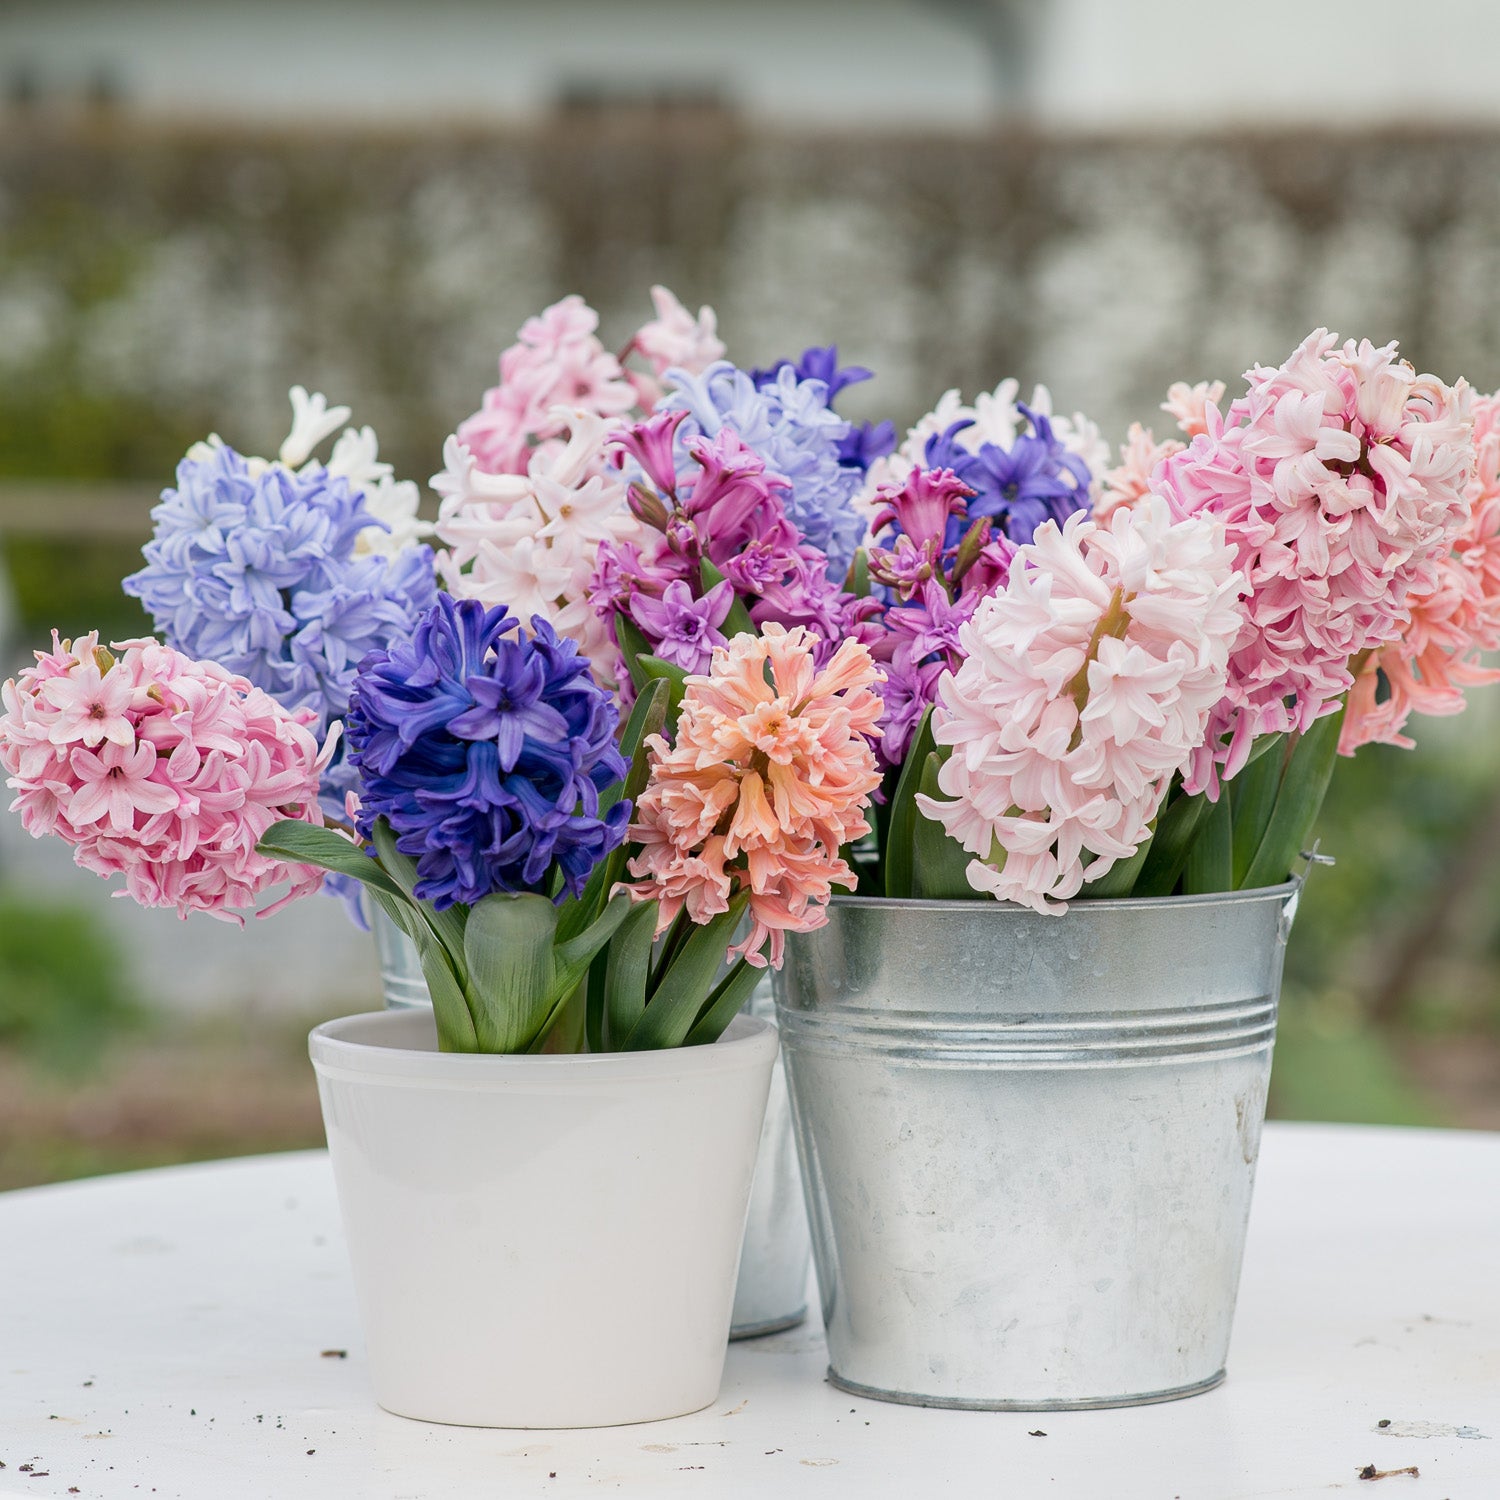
xmin=5 ymin=0 xmax=1499 ymax=132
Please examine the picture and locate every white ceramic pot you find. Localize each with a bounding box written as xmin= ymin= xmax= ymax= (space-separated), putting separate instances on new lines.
xmin=309 ymin=1008 xmax=778 ymax=1428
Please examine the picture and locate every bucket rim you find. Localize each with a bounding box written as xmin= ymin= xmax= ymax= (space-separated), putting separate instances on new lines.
xmin=825 ymin=880 xmax=1300 ymax=915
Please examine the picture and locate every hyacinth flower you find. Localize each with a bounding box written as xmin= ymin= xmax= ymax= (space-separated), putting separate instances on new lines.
xmin=749 ymin=344 xmax=897 ymax=486
xmin=455 ymin=287 xmax=723 ymax=477
xmin=618 ymin=284 xmax=727 ymax=407
xmin=907 ymin=499 xmax=1245 ymax=912
xmin=455 ymin=294 xmax=639 ymax=476
xmin=591 ymin=410 xmax=879 ymax=704
xmin=658 ymin=357 xmax=873 ymax=582
xmin=259 ymin=595 xmax=654 ymax=1054
xmin=863 ymin=467 xmax=1019 ymax=768
xmin=1096 ymin=330 xmax=1479 ymax=901
xmin=122 ymin=386 xmax=438 ymax=819
xmin=1341 ymin=386 xmax=1500 ymax=753
xmin=1095 ymin=381 xmax=1227 ymax=521
xmin=866 ymin=378 xmax=1108 ymax=534
xmin=919 ymin=402 xmax=1095 ymax=548
xmin=0 ymin=632 xmax=333 ymax=921
xmin=432 ymin=408 xmax=643 ymax=688
xmin=602 ymin=624 xmax=883 ymax=1049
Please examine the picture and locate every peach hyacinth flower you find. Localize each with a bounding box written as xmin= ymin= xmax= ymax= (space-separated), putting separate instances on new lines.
xmin=1095 ymin=380 xmax=1226 ymax=522
xmin=625 ymin=623 xmax=884 ymax=967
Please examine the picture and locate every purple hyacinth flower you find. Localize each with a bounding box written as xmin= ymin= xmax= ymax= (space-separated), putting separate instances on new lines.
xmin=922 ymin=404 xmax=1092 ymax=548
xmin=346 ymin=596 xmax=628 ymax=910
xmin=750 ymin=345 xmax=873 ymax=402
xmin=628 ymin=578 xmax=735 ymax=673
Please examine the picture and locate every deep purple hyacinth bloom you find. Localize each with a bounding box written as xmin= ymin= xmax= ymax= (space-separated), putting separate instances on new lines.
xmin=123 ymin=443 xmax=437 ymax=816
xmin=923 ymin=403 xmax=1092 ymax=547
xmin=836 ymin=418 xmax=897 ymax=472
xmin=345 ymin=596 xmax=629 ymax=911
xmin=750 ymin=345 xmax=872 ymax=402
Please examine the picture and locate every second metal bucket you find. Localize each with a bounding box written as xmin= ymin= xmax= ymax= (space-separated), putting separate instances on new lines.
xmin=774 ymin=884 xmax=1301 ymax=1410
xmin=369 ymin=908 xmax=811 ymax=1340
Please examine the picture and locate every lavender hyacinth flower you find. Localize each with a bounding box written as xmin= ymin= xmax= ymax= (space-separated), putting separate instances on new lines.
xmin=923 ymin=403 xmax=1093 ymax=547
xmin=345 ymin=596 xmax=629 ymax=911
xmin=628 ymin=579 xmax=734 ymax=673
xmin=659 ymin=360 xmax=868 ymax=582
xmin=123 ymin=444 xmax=438 ymax=815
xmin=750 ymin=345 xmax=897 ymax=476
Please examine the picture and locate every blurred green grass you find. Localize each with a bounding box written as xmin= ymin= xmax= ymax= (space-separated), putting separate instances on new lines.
xmin=0 ymin=887 xmax=143 ymax=1073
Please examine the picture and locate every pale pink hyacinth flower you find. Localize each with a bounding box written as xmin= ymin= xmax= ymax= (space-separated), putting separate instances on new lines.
xmin=917 ymin=498 xmax=1244 ymax=913
xmin=625 ymin=624 xmax=884 ymax=967
xmin=432 ymin=408 xmax=643 ymax=685
xmin=1342 ymin=388 xmax=1500 ymax=751
xmin=1152 ymin=329 xmax=1476 ymax=794
xmin=456 ymin=295 xmax=638 ymax=476
xmin=0 ymin=633 xmax=332 ymax=921
xmin=624 ymin=285 xmax=726 ymax=406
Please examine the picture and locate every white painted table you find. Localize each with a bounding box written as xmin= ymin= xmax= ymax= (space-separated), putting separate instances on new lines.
xmin=0 ymin=1124 xmax=1496 ymax=1500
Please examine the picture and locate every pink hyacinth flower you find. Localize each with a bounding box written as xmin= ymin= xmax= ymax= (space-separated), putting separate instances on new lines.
xmin=1342 ymin=387 xmax=1500 ymax=751
xmin=1152 ymin=329 xmax=1477 ymax=794
xmin=0 ymin=632 xmax=333 ymax=922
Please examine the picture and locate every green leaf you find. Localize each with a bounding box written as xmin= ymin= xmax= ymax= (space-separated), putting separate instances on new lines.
xmin=699 ymin=558 xmax=756 ymax=640
xmin=1080 ymin=837 xmax=1153 ymax=898
xmin=413 ymin=933 xmax=480 ymax=1053
xmin=1131 ymin=789 xmax=1211 ymax=898
xmin=558 ymin=680 xmax=671 ymax=945
xmin=614 ymin=609 xmax=658 ymax=700
xmin=555 ymin=891 xmax=636 ymax=982
xmin=1241 ymin=708 xmax=1343 ymax=890
xmin=883 ymin=707 xmax=936 ymax=899
xmin=846 ymin=548 xmax=870 ymax=599
xmin=584 ymin=948 xmax=609 ymax=1054
xmin=369 ymin=818 xmax=469 ymax=976
xmin=603 ymin=898 xmax=659 ymax=1050
xmin=362 ymin=894 xmax=476 ymax=1052
xmin=1230 ymin=734 xmax=1286 ymax=888
xmin=684 ymin=957 xmax=764 ymax=1046
xmin=255 ymin=821 xmax=406 ymax=904
xmin=623 ymin=895 xmax=750 ymax=1051
xmin=527 ymin=896 xmax=637 ymax=1052
xmin=636 ymin=654 xmax=688 ymax=722
xmin=527 ymin=978 xmax=588 ymax=1054
xmin=1182 ymin=788 xmax=1234 ymax=894
xmin=461 ymin=892 xmax=560 ymax=1052
xmin=911 ymin=752 xmax=975 ymax=899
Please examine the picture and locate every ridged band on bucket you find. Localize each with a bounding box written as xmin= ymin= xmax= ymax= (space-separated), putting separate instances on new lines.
xmin=776 ymin=995 xmax=1278 ymax=1068
xmin=774 ymin=883 xmax=1300 ymax=1411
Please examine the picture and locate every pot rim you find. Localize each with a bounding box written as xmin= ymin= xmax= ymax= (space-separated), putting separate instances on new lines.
xmin=309 ymin=1008 xmax=778 ymax=1087
xmin=826 ymin=880 xmax=1300 ymax=915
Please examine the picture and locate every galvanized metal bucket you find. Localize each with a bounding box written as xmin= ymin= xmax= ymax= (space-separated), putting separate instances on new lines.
xmin=727 ymin=972 xmax=812 ymax=1338
xmin=370 ymin=905 xmax=429 ymax=1010
xmin=773 ymin=883 xmax=1302 ymax=1410
xmin=368 ymin=908 xmax=811 ymax=1340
